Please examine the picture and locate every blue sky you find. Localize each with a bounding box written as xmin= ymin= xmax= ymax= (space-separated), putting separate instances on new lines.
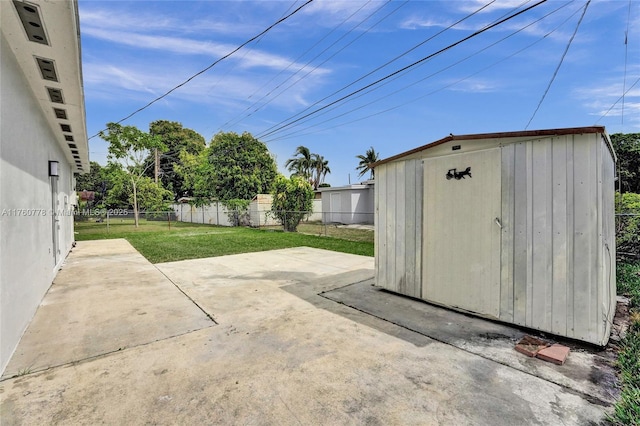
xmin=79 ymin=0 xmax=639 ymax=186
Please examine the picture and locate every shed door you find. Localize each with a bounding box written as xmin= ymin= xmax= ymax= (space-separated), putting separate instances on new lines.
xmin=422 ymin=148 xmax=501 ymax=318
xmin=330 ymin=192 xmax=342 ymax=223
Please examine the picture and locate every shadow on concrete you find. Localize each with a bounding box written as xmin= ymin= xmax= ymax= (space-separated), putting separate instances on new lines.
xmin=281 ymin=277 xmax=619 ymax=407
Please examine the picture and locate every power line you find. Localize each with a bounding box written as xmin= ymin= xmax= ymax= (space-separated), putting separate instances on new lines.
xmin=88 ymin=0 xmax=315 ymax=140
xmin=263 ymin=1 xmax=579 ymax=143
xmin=621 ymin=0 xmax=632 ymax=128
xmin=257 ymin=0 xmax=549 ymax=140
xmin=265 ymin=0 xmax=575 ymax=141
xmin=595 ymin=76 xmax=640 ymax=124
xmin=525 ymin=0 xmax=590 ymax=129
xmin=225 ymin=0 xmax=407 ymax=131
xmin=256 ymin=0 xmax=501 ymax=139
xmin=218 ymin=0 xmax=382 ymax=133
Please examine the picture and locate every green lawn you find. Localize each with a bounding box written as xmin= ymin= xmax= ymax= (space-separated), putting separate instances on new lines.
xmin=74 ymin=220 xmax=373 ymax=263
xmin=612 ymin=261 xmax=640 ymax=425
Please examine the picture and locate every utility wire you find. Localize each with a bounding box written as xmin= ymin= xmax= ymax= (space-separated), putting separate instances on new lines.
xmin=596 ymin=76 xmax=640 ymax=124
xmin=621 ymin=0 xmax=632 ymax=128
xmin=265 ymin=0 xmax=574 ymax=140
xmin=218 ymin=0 xmax=381 ymax=133
xmin=88 ymin=0 xmax=314 ymax=140
xmin=525 ymin=0 xmax=590 ymax=129
xmin=225 ymin=0 xmax=406 ymax=130
xmin=256 ymin=0 xmax=500 ymax=139
xmin=263 ymin=1 xmax=579 ymax=143
xmin=258 ymin=0 xmax=548 ymax=140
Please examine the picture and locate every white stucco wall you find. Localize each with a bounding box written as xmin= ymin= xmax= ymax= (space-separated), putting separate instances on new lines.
xmin=0 ymin=33 xmax=76 ymax=373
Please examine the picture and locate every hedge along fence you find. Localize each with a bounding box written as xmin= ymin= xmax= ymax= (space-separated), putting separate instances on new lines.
xmin=171 ymin=198 xmax=324 ymax=228
xmin=617 ymin=192 xmax=640 ymax=261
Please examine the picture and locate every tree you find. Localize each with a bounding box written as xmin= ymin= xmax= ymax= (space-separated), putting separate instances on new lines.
xmin=99 ymin=123 xmax=166 ymax=227
xmin=611 ymin=133 xmax=640 ymax=193
xmin=173 ymin=149 xmax=214 ymax=205
xmin=311 ymin=154 xmax=331 ymax=190
xmin=355 ymin=146 xmax=380 ymax=180
xmin=285 ymin=146 xmax=331 ymax=190
xmin=270 ymin=175 xmax=314 ymax=232
xmin=146 ymin=120 xmax=206 ymax=199
xmin=285 ymin=146 xmax=313 ymax=181
xmin=75 ymin=161 xmax=107 ymax=206
xmin=208 ymin=132 xmax=277 ymax=200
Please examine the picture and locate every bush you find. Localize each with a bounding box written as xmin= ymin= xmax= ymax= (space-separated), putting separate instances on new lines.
xmin=222 ymin=199 xmax=250 ymax=226
xmin=270 ymin=175 xmax=314 ymax=232
xmin=617 ymin=192 xmax=640 ymax=261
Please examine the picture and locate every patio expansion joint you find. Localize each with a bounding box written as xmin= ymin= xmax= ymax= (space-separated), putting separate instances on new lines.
xmin=318 ymin=288 xmax=612 ymax=408
xmin=0 ymin=325 xmax=217 ymax=383
xmin=153 ymin=264 xmax=218 ymax=325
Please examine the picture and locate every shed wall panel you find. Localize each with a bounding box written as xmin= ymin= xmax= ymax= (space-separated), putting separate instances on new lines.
xmin=374 ymin=160 xmax=423 ymax=296
xmin=551 ymin=137 xmax=569 ymax=336
xmin=500 ymin=144 xmax=515 ymax=323
xmin=500 ymin=134 xmax=610 ymax=344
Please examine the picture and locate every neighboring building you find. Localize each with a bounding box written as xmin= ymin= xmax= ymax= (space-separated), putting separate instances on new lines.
xmin=1 ymin=0 xmax=89 ymax=373
xmin=318 ymin=181 xmax=374 ymax=225
xmin=374 ymin=127 xmax=616 ymax=346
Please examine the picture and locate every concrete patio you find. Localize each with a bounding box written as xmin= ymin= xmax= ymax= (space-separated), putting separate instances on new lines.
xmin=0 ymin=239 xmax=615 ymax=424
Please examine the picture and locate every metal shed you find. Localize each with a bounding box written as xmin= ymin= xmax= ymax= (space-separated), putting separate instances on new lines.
xmin=318 ymin=182 xmax=375 ymax=225
xmin=374 ymin=127 xmax=616 ymax=346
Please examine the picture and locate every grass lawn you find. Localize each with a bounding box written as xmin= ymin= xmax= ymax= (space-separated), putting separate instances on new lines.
xmin=612 ymin=261 xmax=640 ymax=425
xmin=75 ymin=220 xmax=373 ymax=263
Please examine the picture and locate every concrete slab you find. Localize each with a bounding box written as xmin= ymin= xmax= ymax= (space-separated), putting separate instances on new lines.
xmin=0 ymin=244 xmax=612 ymax=424
xmin=1 ymin=239 xmax=214 ymax=380
xmin=322 ymin=281 xmax=619 ymax=405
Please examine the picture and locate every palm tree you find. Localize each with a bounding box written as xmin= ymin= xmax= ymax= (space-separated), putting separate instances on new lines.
xmin=311 ymin=154 xmax=331 ymax=190
xmin=285 ymin=146 xmax=312 ymax=181
xmin=355 ymin=146 xmax=379 ymax=180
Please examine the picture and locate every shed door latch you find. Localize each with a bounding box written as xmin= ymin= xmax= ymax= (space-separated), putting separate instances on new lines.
xmin=495 ymin=218 xmax=502 ymax=229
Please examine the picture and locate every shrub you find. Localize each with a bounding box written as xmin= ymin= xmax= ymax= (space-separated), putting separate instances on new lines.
xmin=270 ymin=175 xmax=313 ymax=232
xmin=617 ymin=192 xmax=640 ymax=261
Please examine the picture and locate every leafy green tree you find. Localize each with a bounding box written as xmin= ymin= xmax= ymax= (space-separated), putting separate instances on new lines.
xmin=102 ymin=163 xmax=131 ymax=209
xmin=134 ymin=176 xmax=174 ymax=212
xmin=99 ymin=123 xmax=166 ymax=227
xmin=173 ymin=149 xmax=213 ymax=205
xmin=271 ymin=175 xmax=314 ymax=232
xmin=208 ymin=132 xmax=277 ymax=201
xmin=103 ymin=167 xmax=172 ymax=213
xmin=611 ymin=133 xmax=640 ymax=193
xmin=75 ymin=161 xmax=107 ymax=205
xmin=355 ymin=146 xmax=379 ymax=180
xmin=145 ymin=120 xmax=206 ymax=199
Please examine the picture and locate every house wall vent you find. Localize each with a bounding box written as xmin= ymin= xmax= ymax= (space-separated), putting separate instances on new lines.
xmin=36 ymin=57 xmax=58 ymax=82
xmin=47 ymin=87 xmax=64 ymax=103
xmin=13 ymin=1 xmax=49 ymax=45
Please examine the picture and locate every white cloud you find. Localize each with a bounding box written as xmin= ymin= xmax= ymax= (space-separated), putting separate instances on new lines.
xmin=446 ymin=77 xmax=500 ymax=93
xmin=82 ymin=59 xmax=326 ymax=112
xmin=81 ymin=27 xmax=330 ymax=73
xmin=79 ymin=7 xmax=258 ymax=36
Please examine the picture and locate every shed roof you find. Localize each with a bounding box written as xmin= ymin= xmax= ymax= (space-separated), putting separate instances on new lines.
xmin=373 ymin=126 xmax=612 ymax=167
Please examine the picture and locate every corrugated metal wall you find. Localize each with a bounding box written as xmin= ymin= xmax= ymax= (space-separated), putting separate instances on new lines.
xmin=375 ymin=159 xmax=423 ymax=298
